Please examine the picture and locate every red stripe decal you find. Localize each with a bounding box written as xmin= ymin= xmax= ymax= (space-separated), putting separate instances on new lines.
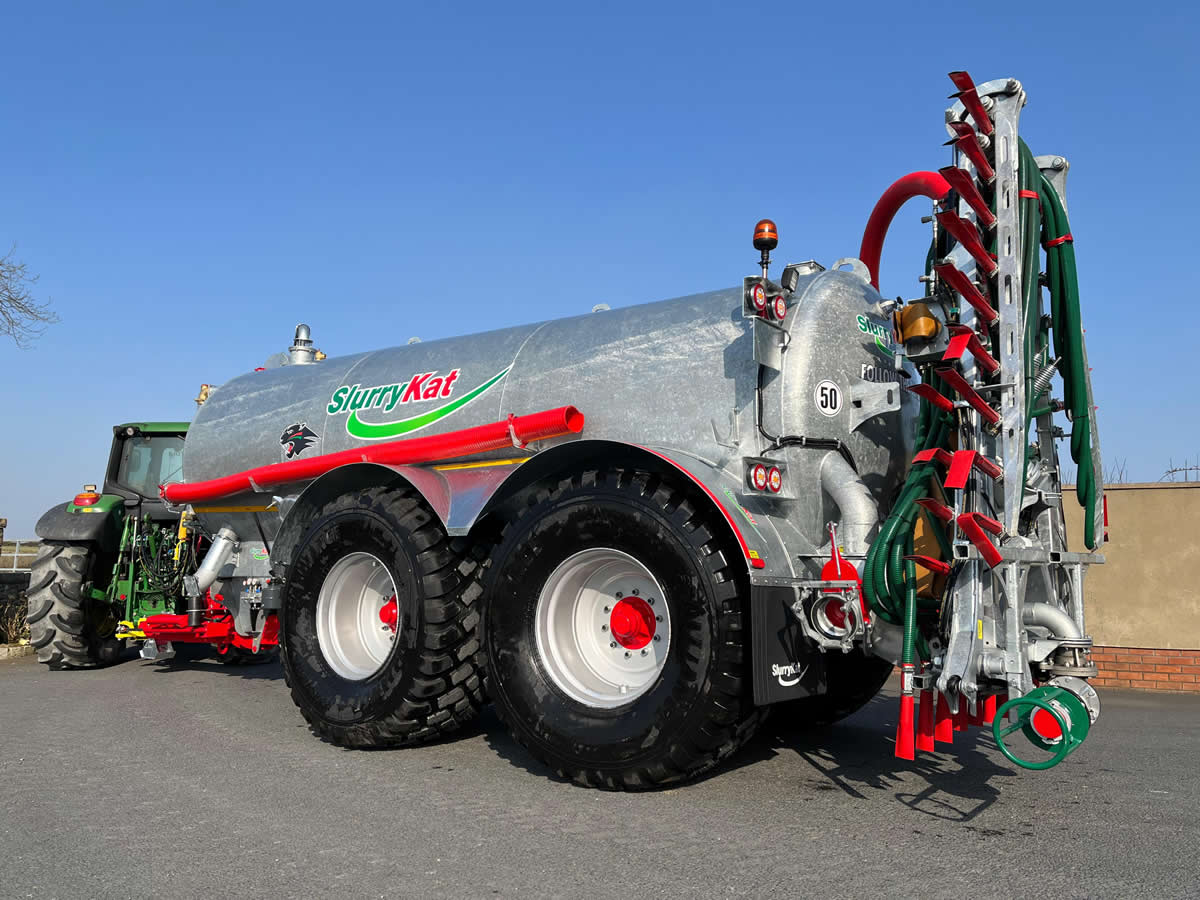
xmin=640 ymin=448 xmax=765 ymax=569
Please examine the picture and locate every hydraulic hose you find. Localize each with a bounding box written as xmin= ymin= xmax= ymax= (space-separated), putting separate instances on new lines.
xmin=1037 ymin=167 xmax=1098 ymax=547
xmin=859 ymin=172 xmax=951 ymax=290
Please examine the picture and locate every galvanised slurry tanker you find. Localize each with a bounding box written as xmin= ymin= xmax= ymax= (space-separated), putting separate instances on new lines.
xmin=158 ymin=72 xmax=1105 ymax=785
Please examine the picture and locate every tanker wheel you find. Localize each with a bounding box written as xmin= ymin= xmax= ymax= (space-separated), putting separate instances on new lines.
xmin=483 ymin=467 xmax=765 ymax=790
xmin=773 ymin=649 xmax=894 ymax=732
xmin=280 ymin=485 xmax=485 ymax=748
xmin=25 ymin=541 xmax=122 ymax=670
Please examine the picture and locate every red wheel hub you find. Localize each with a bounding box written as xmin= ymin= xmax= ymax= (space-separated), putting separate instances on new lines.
xmin=379 ymin=595 xmax=398 ymax=632
xmin=609 ymin=596 xmax=656 ymax=650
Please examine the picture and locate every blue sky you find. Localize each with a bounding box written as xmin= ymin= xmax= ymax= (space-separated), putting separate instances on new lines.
xmin=1 ymin=1 xmax=1196 ymax=536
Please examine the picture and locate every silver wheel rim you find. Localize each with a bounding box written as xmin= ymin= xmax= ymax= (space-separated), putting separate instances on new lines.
xmin=316 ymin=552 xmax=398 ymax=680
xmin=534 ymin=547 xmax=671 ymax=709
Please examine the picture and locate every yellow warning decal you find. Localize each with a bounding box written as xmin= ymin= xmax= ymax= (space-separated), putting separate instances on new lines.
xmin=433 ymin=458 xmax=528 ymax=472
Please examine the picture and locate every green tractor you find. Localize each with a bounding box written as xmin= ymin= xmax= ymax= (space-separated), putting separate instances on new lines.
xmin=28 ymin=421 xmax=265 ymax=669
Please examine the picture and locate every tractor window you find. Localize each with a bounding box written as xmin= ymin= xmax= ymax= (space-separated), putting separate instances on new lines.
xmin=116 ymin=435 xmax=185 ymax=498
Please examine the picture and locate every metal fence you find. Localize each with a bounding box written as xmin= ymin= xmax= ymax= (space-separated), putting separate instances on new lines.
xmin=1 ymin=541 xmax=38 ymax=573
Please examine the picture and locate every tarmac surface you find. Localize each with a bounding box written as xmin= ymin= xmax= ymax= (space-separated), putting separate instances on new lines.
xmin=2 ymin=647 xmax=1197 ymax=899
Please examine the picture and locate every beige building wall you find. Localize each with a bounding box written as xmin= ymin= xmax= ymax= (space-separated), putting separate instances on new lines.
xmin=1063 ymin=483 xmax=1200 ymax=650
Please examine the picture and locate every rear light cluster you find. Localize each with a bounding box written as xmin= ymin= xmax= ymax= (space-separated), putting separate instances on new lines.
xmin=745 ymin=281 xmax=789 ymax=322
xmin=747 ymin=461 xmax=784 ymax=494
xmin=73 ymin=484 xmax=100 ymax=507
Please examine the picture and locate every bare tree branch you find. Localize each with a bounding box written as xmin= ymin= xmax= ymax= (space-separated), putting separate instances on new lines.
xmin=0 ymin=245 xmax=59 ymax=349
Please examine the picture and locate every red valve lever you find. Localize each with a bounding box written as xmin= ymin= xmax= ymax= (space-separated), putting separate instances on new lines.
xmin=935 ymin=367 xmax=1002 ymax=426
xmin=905 ymin=383 xmax=955 ymax=412
xmin=938 ymin=165 xmax=996 ymax=227
xmin=904 ymin=554 xmax=951 ymax=575
xmin=935 ymin=212 xmax=998 ymax=276
xmin=933 ymin=263 xmax=998 ymax=326
xmin=913 ymin=447 xmax=955 ymax=467
xmin=956 ymin=512 xmax=1004 ymax=568
xmin=948 ymin=71 xmax=994 ymax=136
xmin=945 ymin=122 xmax=996 ymax=182
xmin=943 ymin=450 xmax=1004 ymax=490
xmin=916 ymin=497 xmax=955 ymax=522
xmin=944 ymin=324 xmax=1000 ymax=376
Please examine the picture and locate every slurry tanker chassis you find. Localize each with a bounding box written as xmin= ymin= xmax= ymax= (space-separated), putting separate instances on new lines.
xmin=36 ymin=72 xmax=1105 ymax=785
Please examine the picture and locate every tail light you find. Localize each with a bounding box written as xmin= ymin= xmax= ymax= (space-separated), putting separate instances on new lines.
xmin=772 ymin=295 xmax=788 ymax=321
xmin=74 ymin=486 xmax=100 ymax=507
xmin=766 ymin=466 xmax=782 ymax=493
xmin=749 ymin=283 xmax=768 ymax=314
xmin=750 ymin=464 xmax=768 ymax=491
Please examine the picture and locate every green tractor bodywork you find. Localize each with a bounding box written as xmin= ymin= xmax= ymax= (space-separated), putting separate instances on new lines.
xmin=35 ymin=422 xmax=191 ymax=631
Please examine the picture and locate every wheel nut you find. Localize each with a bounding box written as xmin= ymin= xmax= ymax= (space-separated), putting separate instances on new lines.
xmin=604 ymin=606 xmax=610 ymax=613
xmin=647 ymin=598 xmax=654 ymax=606
xmin=640 ymin=649 xmax=648 ymax=656
xmin=631 ymin=588 xmax=639 ymax=595
xmin=624 ymin=651 xmax=631 ymax=658
xmin=610 ymin=641 xmax=618 ymax=648
xmin=653 ymin=634 xmax=661 ymax=642
xmin=656 ymin=615 xmax=663 ymax=623
xmin=615 ymin=592 xmax=623 ymax=598
xmin=601 ymin=625 xmax=608 ymax=632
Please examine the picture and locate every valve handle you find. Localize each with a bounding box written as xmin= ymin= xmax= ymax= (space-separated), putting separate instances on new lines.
xmin=992 ymin=685 xmax=1090 ymax=771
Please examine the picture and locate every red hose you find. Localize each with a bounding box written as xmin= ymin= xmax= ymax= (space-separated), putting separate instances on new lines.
xmin=161 ymin=406 xmax=585 ymax=504
xmin=858 ymin=171 xmax=951 ymax=290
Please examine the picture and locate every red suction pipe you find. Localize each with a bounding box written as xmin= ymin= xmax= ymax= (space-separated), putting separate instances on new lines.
xmin=858 ymin=171 xmax=951 ymax=290
xmin=161 ymin=406 xmax=584 ymax=505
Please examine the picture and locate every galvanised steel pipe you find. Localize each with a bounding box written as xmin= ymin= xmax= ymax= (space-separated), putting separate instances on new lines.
xmin=161 ymin=406 xmax=584 ymax=505
xmin=859 ymin=171 xmax=951 ymax=289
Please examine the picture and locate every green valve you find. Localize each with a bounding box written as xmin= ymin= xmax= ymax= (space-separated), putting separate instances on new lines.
xmin=992 ymin=679 xmax=1099 ymax=771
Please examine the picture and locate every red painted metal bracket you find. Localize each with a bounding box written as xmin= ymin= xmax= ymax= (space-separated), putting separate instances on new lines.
xmin=938 ymin=165 xmax=996 ymax=227
xmin=905 ymin=383 xmax=954 ymax=412
xmin=139 ymin=593 xmax=280 ymax=652
xmin=945 ymin=122 xmax=996 ymax=182
xmin=933 ymin=263 xmax=998 ymax=326
xmin=944 ymin=450 xmax=1004 ymax=490
xmin=948 ymin=71 xmax=994 ymax=136
xmin=935 ymin=367 xmax=1001 ymax=426
xmin=956 ymin=512 xmax=1004 ymax=568
xmin=916 ymin=497 xmax=954 ymax=522
xmin=935 ymin=212 xmax=998 ymax=276
xmin=944 ymin=324 xmax=1000 ymax=376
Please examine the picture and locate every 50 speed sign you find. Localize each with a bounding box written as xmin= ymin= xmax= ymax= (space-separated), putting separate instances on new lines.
xmin=814 ymin=380 xmax=842 ymax=417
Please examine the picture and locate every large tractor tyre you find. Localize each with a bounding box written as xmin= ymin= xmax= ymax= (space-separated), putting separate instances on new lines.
xmin=279 ymin=486 xmax=485 ymax=748
xmin=483 ymin=467 xmax=766 ymax=790
xmin=26 ymin=541 xmax=122 ymax=670
xmin=772 ymin=649 xmax=894 ymax=733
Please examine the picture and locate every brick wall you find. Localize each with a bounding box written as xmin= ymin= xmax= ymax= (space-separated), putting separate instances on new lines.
xmin=1090 ymin=646 xmax=1200 ymax=694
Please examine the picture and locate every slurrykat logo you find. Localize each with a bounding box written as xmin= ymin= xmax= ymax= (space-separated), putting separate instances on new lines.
xmin=326 ymin=366 xmax=510 ymax=440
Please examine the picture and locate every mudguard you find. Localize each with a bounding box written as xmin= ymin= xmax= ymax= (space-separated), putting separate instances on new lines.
xmin=35 ymin=496 xmax=124 ymax=551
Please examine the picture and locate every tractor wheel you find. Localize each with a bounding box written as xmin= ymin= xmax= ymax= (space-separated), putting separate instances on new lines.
xmin=26 ymin=541 xmax=123 ymax=670
xmin=279 ymin=485 xmax=485 ymax=748
xmin=482 ymin=467 xmax=765 ymax=790
xmin=773 ymin=649 xmax=894 ymax=732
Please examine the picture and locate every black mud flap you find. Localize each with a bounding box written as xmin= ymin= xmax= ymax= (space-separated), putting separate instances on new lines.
xmin=750 ymin=584 xmax=826 ymax=705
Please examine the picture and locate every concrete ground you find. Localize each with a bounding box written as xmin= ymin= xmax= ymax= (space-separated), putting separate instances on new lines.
xmin=1 ymin=649 xmax=1197 ymax=899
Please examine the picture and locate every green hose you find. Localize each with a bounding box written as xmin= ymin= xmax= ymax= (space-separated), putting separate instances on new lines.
xmin=1037 ymin=169 xmax=1098 ymax=548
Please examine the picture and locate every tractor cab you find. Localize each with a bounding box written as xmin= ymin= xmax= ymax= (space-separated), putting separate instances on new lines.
xmin=100 ymin=423 xmax=189 ymax=522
